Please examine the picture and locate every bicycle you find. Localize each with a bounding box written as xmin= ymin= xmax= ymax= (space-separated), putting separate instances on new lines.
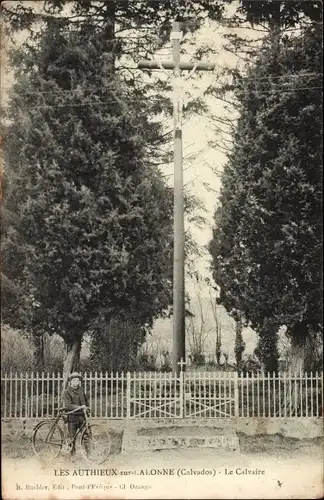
xmin=32 ymin=406 xmax=112 ymax=465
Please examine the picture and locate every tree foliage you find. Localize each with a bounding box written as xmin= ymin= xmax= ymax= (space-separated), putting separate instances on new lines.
xmin=2 ymin=0 xmax=229 ymax=33
xmin=236 ymin=0 xmax=322 ymax=28
xmin=205 ymin=0 xmax=323 ymax=134
xmin=209 ymin=24 xmax=323 ymax=370
xmin=89 ymin=312 xmax=148 ymax=373
xmin=2 ymin=20 xmax=177 ymax=371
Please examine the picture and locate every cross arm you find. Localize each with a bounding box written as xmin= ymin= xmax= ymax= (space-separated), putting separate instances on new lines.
xmin=138 ymin=60 xmax=215 ymax=71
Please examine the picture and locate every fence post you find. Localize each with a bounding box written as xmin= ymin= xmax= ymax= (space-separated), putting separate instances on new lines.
xmin=234 ymin=372 xmax=239 ymax=418
xmin=126 ymin=372 xmax=131 ymax=419
xmin=3 ymin=373 xmax=7 ymax=418
xmin=179 ymin=366 xmax=184 ymax=419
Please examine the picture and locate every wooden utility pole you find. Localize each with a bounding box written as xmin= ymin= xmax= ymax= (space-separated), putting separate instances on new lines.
xmin=138 ymin=22 xmax=215 ymax=374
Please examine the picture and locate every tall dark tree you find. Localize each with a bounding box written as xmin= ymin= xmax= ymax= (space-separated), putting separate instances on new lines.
xmin=209 ymin=24 xmax=323 ymax=372
xmin=2 ymin=21 xmax=177 ymax=375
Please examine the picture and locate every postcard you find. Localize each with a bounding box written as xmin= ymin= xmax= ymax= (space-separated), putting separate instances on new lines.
xmin=1 ymin=1 xmax=323 ymax=499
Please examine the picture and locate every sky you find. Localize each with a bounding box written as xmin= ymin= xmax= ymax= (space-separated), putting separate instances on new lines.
xmin=1 ymin=1 xmax=264 ymax=362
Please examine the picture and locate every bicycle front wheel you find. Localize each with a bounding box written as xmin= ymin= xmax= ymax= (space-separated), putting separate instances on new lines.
xmin=81 ymin=423 xmax=112 ymax=465
xmin=32 ymin=421 xmax=64 ymax=463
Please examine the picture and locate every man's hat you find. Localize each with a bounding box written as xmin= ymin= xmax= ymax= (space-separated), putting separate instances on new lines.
xmin=68 ymin=372 xmax=83 ymax=381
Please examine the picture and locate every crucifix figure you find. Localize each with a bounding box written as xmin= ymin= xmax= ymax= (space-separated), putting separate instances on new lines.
xmin=138 ymin=21 xmax=215 ymax=375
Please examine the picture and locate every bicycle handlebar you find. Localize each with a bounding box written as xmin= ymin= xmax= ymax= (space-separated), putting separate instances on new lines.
xmin=59 ymin=406 xmax=89 ymax=415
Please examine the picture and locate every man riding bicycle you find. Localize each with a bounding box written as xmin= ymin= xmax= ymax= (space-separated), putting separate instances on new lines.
xmin=63 ymin=372 xmax=91 ymax=459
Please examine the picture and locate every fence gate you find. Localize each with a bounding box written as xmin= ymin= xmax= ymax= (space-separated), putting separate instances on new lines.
xmin=128 ymin=372 xmax=182 ymax=418
xmin=184 ymin=372 xmax=238 ymax=418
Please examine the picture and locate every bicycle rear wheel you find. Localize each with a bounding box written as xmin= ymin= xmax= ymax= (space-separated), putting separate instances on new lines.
xmin=32 ymin=421 xmax=64 ymax=463
xmin=80 ymin=423 xmax=112 ymax=465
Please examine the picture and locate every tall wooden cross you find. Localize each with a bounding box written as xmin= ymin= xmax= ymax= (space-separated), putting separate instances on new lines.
xmin=138 ymin=21 xmax=215 ymax=375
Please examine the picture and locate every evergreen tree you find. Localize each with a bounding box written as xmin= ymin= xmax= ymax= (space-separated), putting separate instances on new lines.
xmin=2 ymin=21 xmax=176 ymax=374
xmin=209 ymin=24 xmax=322 ymax=372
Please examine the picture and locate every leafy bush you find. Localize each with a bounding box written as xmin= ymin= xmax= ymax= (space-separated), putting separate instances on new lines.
xmin=1 ymin=324 xmax=66 ymax=373
xmin=1 ymin=324 xmax=34 ymax=373
xmin=133 ymin=353 xmax=158 ymax=372
xmin=240 ymin=355 xmax=261 ymax=374
xmin=43 ymin=333 xmax=65 ymax=373
xmin=79 ymin=356 xmax=94 ymax=373
xmin=160 ymin=361 xmax=172 ymax=372
xmin=191 ymin=352 xmax=205 ymax=365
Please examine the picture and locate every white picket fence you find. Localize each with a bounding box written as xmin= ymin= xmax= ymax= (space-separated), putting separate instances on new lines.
xmin=1 ymin=371 xmax=323 ymax=420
